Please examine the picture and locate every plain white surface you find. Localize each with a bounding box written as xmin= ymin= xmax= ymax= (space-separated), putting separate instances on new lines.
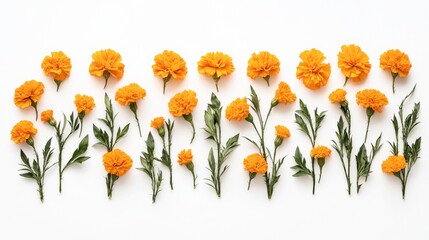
xmin=1 ymin=0 xmax=428 ymax=239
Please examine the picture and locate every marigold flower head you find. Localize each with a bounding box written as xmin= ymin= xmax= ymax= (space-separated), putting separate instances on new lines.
xmin=329 ymin=88 xmax=347 ymax=104
xmin=310 ymin=146 xmax=332 ymax=159
xmin=177 ymin=149 xmax=193 ymax=166
xmin=198 ymin=52 xmax=235 ymax=78
xmin=243 ymin=153 xmax=268 ymax=174
xmin=296 ymin=48 xmax=331 ymax=90
xmin=225 ymin=98 xmax=250 ymax=121
xmin=11 ymin=120 xmax=37 ymax=144
xmin=41 ymin=110 xmax=54 ymax=123
xmin=151 ymin=117 xmax=165 ymax=129
xmin=74 ymin=94 xmax=95 ymax=115
xmin=41 ymin=51 xmax=71 ymax=81
xmin=152 ymin=50 xmax=187 ymax=80
xmin=168 ymin=90 xmax=198 ymax=117
xmin=337 ymin=44 xmax=371 ymax=83
xmin=103 ymin=149 xmax=133 ymax=177
xmin=380 ymin=49 xmax=412 ymax=78
xmin=89 ymin=49 xmax=124 ymax=88
xmin=356 ymin=89 xmax=388 ymax=113
xmin=382 ymin=155 xmax=407 ymax=174
xmin=14 ymin=80 xmax=45 ymax=109
xmin=275 ymin=125 xmax=290 ymax=139
xmin=274 ymin=81 xmax=297 ymax=104
xmin=115 ymin=83 xmax=146 ymax=106
xmin=247 ymin=51 xmax=280 ymax=85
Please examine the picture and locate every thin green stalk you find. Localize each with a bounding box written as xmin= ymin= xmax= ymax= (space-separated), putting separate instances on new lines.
xmin=364 ymin=115 xmax=371 ymax=144
xmin=311 ymin=157 xmax=315 ymax=195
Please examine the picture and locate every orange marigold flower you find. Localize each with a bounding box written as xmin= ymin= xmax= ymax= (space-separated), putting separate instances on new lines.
xmin=225 ymin=98 xmax=250 ymax=121
xmin=356 ymin=89 xmax=388 ymax=113
xmin=337 ymin=44 xmax=371 ymax=85
xmin=103 ymin=149 xmax=133 ymax=176
xmin=274 ymin=81 xmax=297 ymax=104
xmin=177 ymin=149 xmax=193 ymax=166
xmin=310 ymin=146 xmax=332 ymax=159
xmin=74 ymin=94 xmax=96 ymax=115
xmin=198 ymin=52 xmax=235 ymax=92
xmin=41 ymin=110 xmax=54 ymax=123
xmin=11 ymin=120 xmax=37 ymax=144
xmin=14 ymin=80 xmax=45 ymax=109
xmin=382 ymin=155 xmax=407 ymax=174
xmin=89 ymin=49 xmax=124 ymax=88
xmin=168 ymin=90 xmax=198 ymax=117
xmin=296 ymin=48 xmax=331 ymax=90
xmin=275 ymin=125 xmax=290 ymax=139
xmin=151 ymin=117 xmax=165 ymax=129
xmin=152 ymin=50 xmax=187 ymax=80
xmin=247 ymin=51 xmax=280 ymax=85
xmin=243 ymin=153 xmax=268 ymax=174
xmin=329 ymin=88 xmax=347 ymax=104
xmin=380 ymin=49 xmax=412 ymax=78
xmin=115 ymin=83 xmax=146 ymax=106
xmin=41 ymin=51 xmax=71 ymax=82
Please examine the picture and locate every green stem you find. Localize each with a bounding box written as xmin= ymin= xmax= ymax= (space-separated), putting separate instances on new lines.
xmin=216 ymin=120 xmax=222 ymax=197
xmin=191 ymin=169 xmax=197 ymax=189
xmin=263 ymin=75 xmax=271 ymax=86
xmin=133 ymin=110 xmax=142 ymax=138
xmin=103 ymin=71 xmax=110 ymax=89
xmin=311 ymin=157 xmax=315 ymax=195
xmin=247 ymin=177 xmax=252 ymax=190
xmin=392 ymin=74 xmax=397 ymax=94
xmin=32 ymin=101 xmax=39 ymax=121
xmin=343 ymin=77 xmax=349 ymax=87
xmin=364 ymin=115 xmax=371 ymax=144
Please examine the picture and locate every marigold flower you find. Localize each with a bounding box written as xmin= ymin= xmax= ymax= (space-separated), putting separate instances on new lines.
xmin=14 ymin=80 xmax=45 ymax=120
xmin=89 ymin=49 xmax=125 ymax=88
xmin=177 ymin=149 xmax=193 ymax=165
xmin=198 ymin=52 xmax=235 ymax=92
xmin=152 ymin=50 xmax=187 ymax=94
xmin=247 ymin=51 xmax=280 ymax=86
xmin=274 ymin=81 xmax=296 ymax=105
xmin=382 ymin=155 xmax=407 ymax=174
xmin=225 ymin=98 xmax=250 ymax=121
xmin=41 ymin=51 xmax=71 ymax=91
xmin=275 ymin=125 xmax=290 ymax=139
xmin=380 ymin=49 xmax=412 ymax=93
xmin=103 ymin=149 xmax=133 ymax=177
xmin=115 ymin=83 xmax=146 ymax=106
xmin=41 ymin=110 xmax=54 ymax=123
xmin=243 ymin=153 xmax=268 ymax=174
xmin=296 ymin=48 xmax=331 ymax=90
xmin=356 ymin=89 xmax=388 ymax=113
xmin=168 ymin=90 xmax=198 ymax=117
xmin=310 ymin=146 xmax=332 ymax=159
xmin=11 ymin=120 xmax=37 ymax=144
xmin=329 ymin=88 xmax=347 ymax=104
xmin=337 ymin=44 xmax=371 ymax=85
xmin=151 ymin=117 xmax=165 ymax=129
xmin=74 ymin=94 xmax=95 ymax=115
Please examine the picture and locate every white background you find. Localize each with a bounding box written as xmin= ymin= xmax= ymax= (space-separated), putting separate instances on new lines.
xmin=1 ymin=0 xmax=428 ymax=239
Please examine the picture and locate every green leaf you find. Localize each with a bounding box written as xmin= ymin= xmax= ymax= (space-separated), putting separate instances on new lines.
xmin=20 ymin=172 xmax=35 ymax=179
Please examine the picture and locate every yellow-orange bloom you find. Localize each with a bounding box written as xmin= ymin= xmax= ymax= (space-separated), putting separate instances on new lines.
xmin=14 ymin=80 xmax=45 ymax=109
xmin=198 ymin=52 xmax=235 ymax=78
xmin=310 ymin=146 xmax=332 ymax=159
xmin=296 ymin=48 xmax=331 ymax=90
xmin=356 ymin=89 xmax=388 ymax=113
xmin=103 ymin=149 xmax=133 ymax=176
xmin=151 ymin=117 xmax=165 ymax=129
xmin=168 ymin=90 xmax=198 ymax=117
xmin=41 ymin=110 xmax=54 ymax=123
xmin=247 ymin=51 xmax=280 ymax=85
xmin=275 ymin=125 xmax=290 ymax=139
xmin=337 ymin=44 xmax=371 ymax=84
xmin=74 ymin=94 xmax=95 ymax=115
xmin=41 ymin=51 xmax=71 ymax=81
xmin=243 ymin=153 xmax=268 ymax=174
xmin=11 ymin=120 xmax=37 ymax=144
xmin=329 ymin=88 xmax=347 ymax=104
xmin=380 ymin=49 xmax=412 ymax=78
xmin=177 ymin=149 xmax=193 ymax=166
xmin=152 ymin=50 xmax=187 ymax=80
xmin=89 ymin=49 xmax=124 ymax=88
xmin=274 ymin=81 xmax=297 ymax=104
xmin=382 ymin=155 xmax=407 ymax=174
xmin=225 ymin=98 xmax=250 ymax=121
xmin=115 ymin=83 xmax=146 ymax=106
